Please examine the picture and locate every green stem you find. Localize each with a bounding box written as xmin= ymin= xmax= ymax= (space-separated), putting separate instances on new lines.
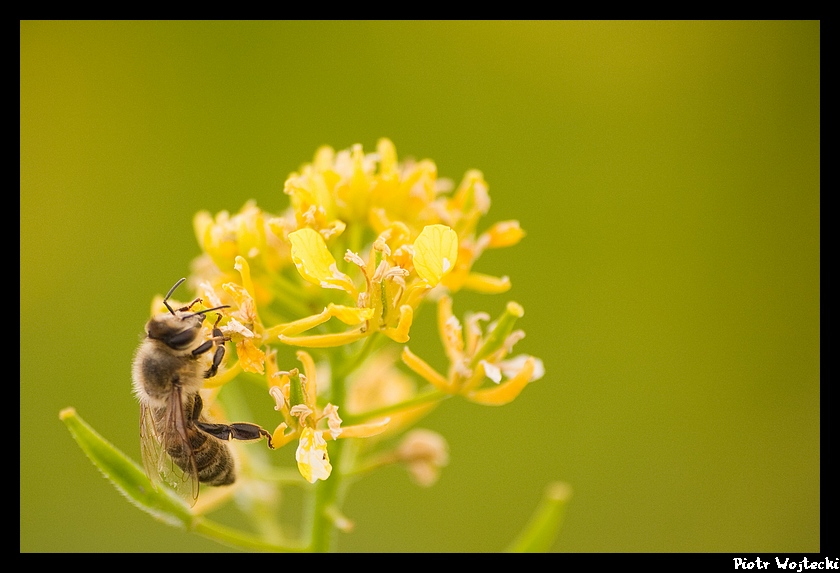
xmin=342 ymin=389 xmax=448 ymax=426
xmin=308 ymin=345 xmax=356 ymax=552
xmin=345 ymin=449 xmax=397 ymax=478
xmin=333 ymin=333 xmax=382 ymax=381
xmin=505 ymin=482 xmax=573 ymax=552
xmin=309 ymin=436 xmax=346 ymax=551
xmin=269 ymin=275 xmax=316 ymax=318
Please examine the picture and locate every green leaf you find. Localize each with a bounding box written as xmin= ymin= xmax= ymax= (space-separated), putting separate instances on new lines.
xmin=59 ymin=407 xmax=194 ymax=528
xmin=506 ymin=482 xmax=572 ymax=553
xmin=60 ymin=407 xmax=308 ymax=551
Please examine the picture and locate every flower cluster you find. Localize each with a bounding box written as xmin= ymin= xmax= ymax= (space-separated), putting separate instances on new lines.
xmin=178 ymin=139 xmax=543 ymax=486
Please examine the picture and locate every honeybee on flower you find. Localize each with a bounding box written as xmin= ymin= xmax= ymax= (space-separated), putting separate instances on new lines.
xmin=60 ymin=137 xmax=565 ymax=553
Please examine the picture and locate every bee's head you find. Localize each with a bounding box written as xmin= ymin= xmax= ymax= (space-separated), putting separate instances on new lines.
xmin=146 ymin=278 xmax=229 ymax=350
xmin=146 ymin=312 xmax=204 ymax=350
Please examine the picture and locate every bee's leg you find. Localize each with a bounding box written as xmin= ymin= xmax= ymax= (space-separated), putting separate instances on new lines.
xmin=196 ymin=421 xmax=275 ymax=449
xmin=176 ymin=298 xmax=203 ymax=312
xmin=203 ymin=343 xmax=225 ymax=379
xmin=192 ymin=316 xmax=229 ymax=379
xmin=205 ymin=316 xmax=228 ymax=379
xmin=229 ymin=423 xmax=275 ymax=449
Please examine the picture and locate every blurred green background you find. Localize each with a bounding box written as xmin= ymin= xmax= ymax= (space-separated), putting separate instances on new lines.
xmin=20 ymin=21 xmax=820 ymax=552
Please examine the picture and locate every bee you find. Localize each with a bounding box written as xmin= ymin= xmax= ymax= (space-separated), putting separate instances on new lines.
xmin=132 ymin=278 xmax=273 ymax=504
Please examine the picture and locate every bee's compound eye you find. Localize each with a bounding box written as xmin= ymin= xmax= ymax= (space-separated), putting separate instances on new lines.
xmin=163 ymin=327 xmax=199 ymax=350
xmin=147 ymin=317 xmax=200 ymax=350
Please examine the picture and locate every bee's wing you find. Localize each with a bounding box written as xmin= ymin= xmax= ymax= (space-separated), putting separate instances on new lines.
xmin=139 ymin=393 xmax=200 ymax=505
xmin=139 ymin=401 xmax=164 ymax=488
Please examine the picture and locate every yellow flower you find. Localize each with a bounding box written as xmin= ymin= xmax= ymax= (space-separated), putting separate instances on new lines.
xmin=403 ymin=168 xmax=523 ymax=295
xmin=193 ymin=200 xmax=290 ymax=277
xmin=277 ymin=222 xmax=458 ymax=348
xmin=92 ymin=135 xmax=553 ymax=560
xmin=267 ymin=351 xmax=390 ymax=483
xmin=187 ymin=139 xmax=528 ymax=345
xmin=296 ymin=427 xmax=332 ymax=484
xmin=401 ymin=295 xmax=544 ymax=406
xmin=192 ymin=257 xmax=270 ymax=377
xmin=394 ymin=429 xmax=449 ymax=487
xmin=285 ymin=138 xmax=443 ymax=235
xmin=177 ymin=139 xmax=542 ymax=488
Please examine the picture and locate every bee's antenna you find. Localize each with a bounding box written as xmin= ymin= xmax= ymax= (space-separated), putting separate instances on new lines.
xmin=163 ymin=278 xmax=187 ymax=315
xmin=182 ymin=305 xmax=231 ymax=320
xmin=194 ymin=305 xmax=230 ymax=315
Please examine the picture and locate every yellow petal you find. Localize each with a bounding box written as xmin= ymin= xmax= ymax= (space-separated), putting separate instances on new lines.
xmin=288 ymin=228 xmax=356 ymax=294
xmin=401 ymin=347 xmax=450 ymax=393
xmin=466 ymin=357 xmax=535 ymax=406
xmin=321 ymin=219 xmax=346 ymax=240
xmin=461 ymin=272 xmax=511 ymax=294
xmin=234 ymin=256 xmax=256 ymax=301
xmin=193 ymin=210 xmax=214 ymax=247
xmin=234 ymin=203 xmax=266 ymax=258
xmin=377 ymin=138 xmax=398 ymax=174
xmin=367 ymin=207 xmax=393 ymax=237
xmin=279 ymin=328 xmax=368 ymax=348
xmin=296 ymin=350 xmax=317 ymax=408
xmin=270 ymin=423 xmax=297 ymax=449
xmin=400 ymin=281 xmax=432 ymax=310
xmin=194 ymin=210 xmax=238 ymax=271
xmin=324 ymin=417 xmax=390 ymax=440
xmin=313 ymin=145 xmax=336 ymax=171
xmin=482 ymin=220 xmax=525 ymax=248
xmin=295 ymin=428 xmax=332 ymax=483
xmin=383 ymin=305 xmax=413 ymax=343
xmin=236 ymin=339 xmax=266 ymax=375
xmin=322 ymin=403 xmax=343 ymax=439
xmin=265 ymin=308 xmax=332 ymax=338
xmin=453 ymin=169 xmax=490 ymax=216
xmin=221 ymin=281 xmax=260 ymax=326
xmin=327 ymin=303 xmax=375 ymax=325
xmin=413 ymin=224 xmax=458 ymax=286
xmin=436 ymin=295 xmax=464 ymax=362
